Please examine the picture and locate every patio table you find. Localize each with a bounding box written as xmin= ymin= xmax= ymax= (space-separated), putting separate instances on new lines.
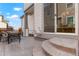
xmin=0 ymin=31 xmax=21 ymax=44
xmin=1 ymin=32 xmax=8 ymax=42
xmin=7 ymin=31 xmax=21 ymax=44
xmin=0 ymin=32 xmax=2 ymax=42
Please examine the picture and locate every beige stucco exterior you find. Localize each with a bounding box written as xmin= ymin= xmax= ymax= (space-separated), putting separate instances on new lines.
xmin=28 ymin=14 xmax=34 ymax=34
xmin=0 ymin=16 xmax=3 ymax=22
xmin=34 ymin=4 xmax=44 ymax=33
xmin=22 ymin=3 xmax=79 ymax=55
xmin=22 ymin=3 xmax=79 ymax=37
xmin=0 ymin=22 xmax=7 ymax=28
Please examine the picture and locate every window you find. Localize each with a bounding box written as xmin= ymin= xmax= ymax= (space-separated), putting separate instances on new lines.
xmin=66 ymin=3 xmax=73 ymax=8
xmin=44 ymin=3 xmax=55 ymax=32
xmin=44 ymin=3 xmax=75 ymax=33
xmin=57 ymin=3 xmax=75 ymax=33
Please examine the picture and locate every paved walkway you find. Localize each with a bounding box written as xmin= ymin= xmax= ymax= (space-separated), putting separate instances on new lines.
xmin=0 ymin=37 xmax=44 ymax=56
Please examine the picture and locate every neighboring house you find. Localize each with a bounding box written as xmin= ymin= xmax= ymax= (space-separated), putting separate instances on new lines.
xmin=0 ymin=15 xmax=8 ymax=32
xmin=21 ymin=3 xmax=79 ymax=56
xmin=7 ymin=26 xmax=14 ymax=31
xmin=0 ymin=15 xmax=8 ymax=29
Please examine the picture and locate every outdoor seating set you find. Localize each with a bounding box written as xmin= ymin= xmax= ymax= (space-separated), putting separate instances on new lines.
xmin=0 ymin=31 xmax=21 ymax=44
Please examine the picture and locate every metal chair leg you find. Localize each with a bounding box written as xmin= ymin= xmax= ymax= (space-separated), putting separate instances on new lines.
xmin=19 ymin=36 xmax=21 ymax=43
xmin=8 ymin=37 xmax=10 ymax=44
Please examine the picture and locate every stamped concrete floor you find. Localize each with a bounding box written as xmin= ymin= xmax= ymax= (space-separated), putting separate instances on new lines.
xmin=0 ymin=37 xmax=44 ymax=56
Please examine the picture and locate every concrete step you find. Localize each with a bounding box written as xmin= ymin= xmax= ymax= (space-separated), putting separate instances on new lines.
xmin=34 ymin=33 xmax=48 ymax=40
xmin=32 ymin=47 xmax=47 ymax=56
xmin=42 ymin=40 xmax=76 ymax=56
xmin=49 ymin=37 xmax=76 ymax=49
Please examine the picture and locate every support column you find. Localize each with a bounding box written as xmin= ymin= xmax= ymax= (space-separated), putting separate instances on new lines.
xmin=34 ymin=4 xmax=44 ymax=34
xmin=33 ymin=4 xmax=44 ymax=37
xmin=75 ymin=3 xmax=79 ymax=56
xmin=22 ymin=13 xmax=28 ymax=36
xmin=76 ymin=39 xmax=79 ymax=56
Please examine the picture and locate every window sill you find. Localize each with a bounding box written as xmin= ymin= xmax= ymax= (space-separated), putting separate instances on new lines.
xmin=41 ymin=32 xmax=78 ymax=36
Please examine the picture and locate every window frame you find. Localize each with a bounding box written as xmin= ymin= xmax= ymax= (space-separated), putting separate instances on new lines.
xmin=43 ymin=3 xmax=78 ymax=35
xmin=66 ymin=3 xmax=74 ymax=8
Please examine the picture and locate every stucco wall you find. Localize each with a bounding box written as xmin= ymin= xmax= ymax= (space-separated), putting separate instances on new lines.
xmin=28 ymin=14 xmax=34 ymax=34
xmin=21 ymin=16 xmax=26 ymax=36
xmin=23 ymin=3 xmax=79 ymax=55
xmin=22 ymin=16 xmax=25 ymax=30
xmin=0 ymin=16 xmax=3 ymax=22
xmin=34 ymin=3 xmax=44 ymax=33
xmin=0 ymin=22 xmax=7 ymax=28
xmin=0 ymin=16 xmax=7 ymax=28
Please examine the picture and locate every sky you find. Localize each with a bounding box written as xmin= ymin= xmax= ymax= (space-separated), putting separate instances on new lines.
xmin=0 ymin=3 xmax=24 ymax=30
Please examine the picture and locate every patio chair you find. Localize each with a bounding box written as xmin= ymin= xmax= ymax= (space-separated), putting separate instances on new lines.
xmin=0 ymin=33 xmax=2 ymax=42
xmin=1 ymin=32 xmax=8 ymax=42
xmin=8 ymin=32 xmax=21 ymax=44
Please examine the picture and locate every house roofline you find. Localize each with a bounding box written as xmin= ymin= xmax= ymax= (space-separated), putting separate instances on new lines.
xmin=20 ymin=15 xmax=24 ymax=19
xmin=24 ymin=4 xmax=34 ymax=13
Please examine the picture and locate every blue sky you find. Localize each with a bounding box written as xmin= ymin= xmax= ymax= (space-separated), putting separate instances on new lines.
xmin=0 ymin=3 xmax=24 ymax=30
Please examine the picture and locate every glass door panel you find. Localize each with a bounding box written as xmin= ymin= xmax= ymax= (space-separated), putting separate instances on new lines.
xmin=44 ymin=3 xmax=55 ymax=32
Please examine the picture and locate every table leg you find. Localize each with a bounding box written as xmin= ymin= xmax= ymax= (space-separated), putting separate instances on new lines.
xmin=18 ymin=35 xmax=21 ymax=43
xmin=7 ymin=36 xmax=10 ymax=44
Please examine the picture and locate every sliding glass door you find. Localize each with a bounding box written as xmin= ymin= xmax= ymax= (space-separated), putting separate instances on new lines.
xmin=44 ymin=3 xmax=75 ymax=33
xmin=44 ymin=3 xmax=55 ymax=32
xmin=57 ymin=3 xmax=75 ymax=33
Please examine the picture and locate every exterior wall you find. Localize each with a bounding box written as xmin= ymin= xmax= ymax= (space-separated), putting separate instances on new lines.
xmin=0 ymin=22 xmax=7 ymax=28
xmin=24 ymin=3 xmax=78 ymax=38
xmin=23 ymin=3 xmax=34 ymax=36
xmin=24 ymin=3 xmax=79 ymax=39
xmin=34 ymin=3 xmax=44 ymax=33
xmin=34 ymin=4 xmax=78 ymax=55
xmin=33 ymin=3 xmax=76 ymax=37
xmin=24 ymin=3 xmax=44 ymax=36
xmin=21 ymin=14 xmax=28 ymax=36
xmin=28 ymin=14 xmax=34 ymax=34
xmin=0 ymin=16 xmax=7 ymax=28
xmin=23 ymin=3 xmax=79 ymax=55
xmin=34 ymin=3 xmax=79 ymax=55
xmin=77 ymin=4 xmax=79 ymax=35
xmin=21 ymin=16 xmax=24 ymax=30
xmin=21 ymin=16 xmax=26 ymax=36
xmin=76 ymin=4 xmax=79 ymax=55
xmin=0 ymin=16 xmax=3 ymax=22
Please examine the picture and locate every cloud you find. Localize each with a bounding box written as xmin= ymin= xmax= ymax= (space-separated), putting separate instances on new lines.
xmin=6 ymin=13 xmax=10 ymax=15
xmin=10 ymin=15 xmax=19 ymax=19
xmin=6 ymin=14 xmax=19 ymax=20
xmin=14 ymin=8 xmax=22 ymax=11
